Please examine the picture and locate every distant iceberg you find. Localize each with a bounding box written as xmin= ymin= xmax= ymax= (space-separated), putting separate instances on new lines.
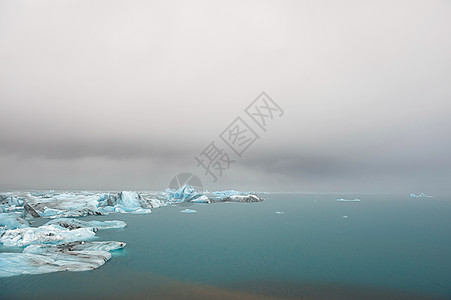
xmin=337 ymin=198 xmax=361 ymax=202
xmin=410 ymin=193 xmax=433 ymax=198
xmin=180 ymin=209 xmax=197 ymax=214
xmin=164 ymin=185 xmax=202 ymax=202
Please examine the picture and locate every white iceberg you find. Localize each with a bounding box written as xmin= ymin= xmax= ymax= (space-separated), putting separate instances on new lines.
xmin=44 ymin=218 xmax=126 ymax=230
xmin=337 ymin=198 xmax=361 ymax=202
xmin=0 ymin=218 xmax=126 ymax=247
xmin=180 ymin=209 xmax=197 ymax=213
xmin=0 ymin=225 xmax=96 ymax=247
xmin=0 ymin=241 xmax=125 ymax=277
xmin=218 ymin=194 xmax=262 ymax=203
xmin=97 ymin=191 xmax=154 ymax=214
xmin=190 ymin=195 xmax=210 ymax=203
xmin=24 ymin=241 xmax=126 ymax=254
xmin=410 ymin=193 xmax=433 ymax=198
xmin=211 ymin=190 xmax=242 ymax=199
xmin=0 ymin=212 xmax=29 ymax=229
xmin=164 ymin=185 xmax=201 ymax=202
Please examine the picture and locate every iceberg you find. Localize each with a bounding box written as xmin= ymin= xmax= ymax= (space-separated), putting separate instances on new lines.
xmin=24 ymin=241 xmax=126 ymax=254
xmin=97 ymin=191 xmax=155 ymax=214
xmin=180 ymin=209 xmax=197 ymax=214
xmin=0 ymin=218 xmax=126 ymax=247
xmin=44 ymin=218 xmax=126 ymax=230
xmin=0 ymin=188 xmax=262 ymax=218
xmin=190 ymin=195 xmax=210 ymax=203
xmin=209 ymin=190 xmax=264 ymax=203
xmin=410 ymin=193 xmax=433 ymax=198
xmin=216 ymin=194 xmax=262 ymax=203
xmin=0 ymin=187 xmax=264 ymax=278
xmin=0 ymin=218 xmax=127 ymax=277
xmin=0 ymin=241 xmax=125 ymax=277
xmin=211 ymin=190 xmax=242 ymax=198
xmin=337 ymin=198 xmax=361 ymax=202
xmin=164 ymin=185 xmax=202 ymax=202
xmin=0 ymin=225 xmax=96 ymax=247
xmin=17 ymin=192 xmax=102 ymax=218
xmin=0 ymin=252 xmax=110 ymax=277
xmin=0 ymin=212 xmax=29 ymax=230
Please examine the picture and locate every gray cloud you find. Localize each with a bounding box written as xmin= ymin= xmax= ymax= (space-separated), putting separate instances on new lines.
xmin=0 ymin=0 xmax=450 ymax=194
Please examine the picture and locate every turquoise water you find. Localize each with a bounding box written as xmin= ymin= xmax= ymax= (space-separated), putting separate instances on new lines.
xmin=1 ymin=194 xmax=450 ymax=299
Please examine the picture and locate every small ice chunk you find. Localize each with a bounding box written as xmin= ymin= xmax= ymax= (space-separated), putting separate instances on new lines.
xmin=275 ymin=211 xmax=285 ymax=214
xmin=342 ymin=215 xmax=349 ymax=218
xmin=180 ymin=209 xmax=197 ymax=214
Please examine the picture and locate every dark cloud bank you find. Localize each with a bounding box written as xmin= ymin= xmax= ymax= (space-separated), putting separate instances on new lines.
xmin=1 ymin=0 xmax=450 ymax=194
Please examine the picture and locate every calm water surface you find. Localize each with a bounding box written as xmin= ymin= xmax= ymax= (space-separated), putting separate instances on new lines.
xmin=1 ymin=194 xmax=450 ymax=299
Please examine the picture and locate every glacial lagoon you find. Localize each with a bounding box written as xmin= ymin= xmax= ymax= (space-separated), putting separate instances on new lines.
xmin=1 ymin=191 xmax=450 ymax=299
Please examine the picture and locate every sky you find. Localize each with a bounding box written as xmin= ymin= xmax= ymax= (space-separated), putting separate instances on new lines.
xmin=0 ymin=0 xmax=450 ymax=194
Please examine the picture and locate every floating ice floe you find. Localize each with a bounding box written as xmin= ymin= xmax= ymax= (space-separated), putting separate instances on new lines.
xmin=0 ymin=225 xmax=96 ymax=247
xmin=342 ymin=215 xmax=349 ymax=218
xmin=0 ymin=241 xmax=125 ymax=277
xmin=0 ymin=217 xmax=127 ymax=277
xmin=44 ymin=218 xmax=126 ymax=231
xmin=180 ymin=209 xmax=197 ymax=214
xmin=410 ymin=193 xmax=433 ymax=198
xmin=275 ymin=211 xmax=285 ymax=214
xmin=337 ymin=198 xmax=361 ymax=202
xmin=0 ymin=218 xmax=125 ymax=247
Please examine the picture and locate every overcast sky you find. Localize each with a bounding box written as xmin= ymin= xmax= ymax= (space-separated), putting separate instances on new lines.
xmin=1 ymin=0 xmax=450 ymax=194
